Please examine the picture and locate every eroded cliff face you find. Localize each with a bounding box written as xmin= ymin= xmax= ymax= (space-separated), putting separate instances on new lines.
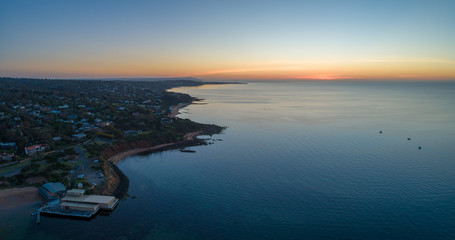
xmin=92 ymin=160 xmax=119 ymax=196
xmin=102 ymin=140 xmax=161 ymax=160
xmin=101 ymin=161 xmax=120 ymax=195
xmin=94 ymin=124 xmax=225 ymax=198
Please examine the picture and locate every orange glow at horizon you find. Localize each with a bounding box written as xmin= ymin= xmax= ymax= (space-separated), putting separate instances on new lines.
xmin=185 ymin=58 xmax=455 ymax=80
xmin=2 ymin=57 xmax=455 ymax=81
xmin=2 ymin=1 xmax=455 ymax=81
xmin=295 ymin=75 xmax=356 ymax=80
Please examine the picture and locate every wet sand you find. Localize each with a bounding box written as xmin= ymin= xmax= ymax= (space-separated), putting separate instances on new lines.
xmin=108 ymin=143 xmax=176 ymax=164
xmin=0 ymin=187 xmax=41 ymax=210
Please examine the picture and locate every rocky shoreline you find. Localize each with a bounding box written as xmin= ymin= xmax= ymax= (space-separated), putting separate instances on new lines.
xmin=0 ymin=83 xmax=227 ymax=208
xmin=100 ymin=111 xmax=225 ymax=199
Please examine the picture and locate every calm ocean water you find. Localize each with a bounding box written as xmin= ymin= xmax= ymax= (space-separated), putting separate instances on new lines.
xmin=1 ymin=81 xmax=455 ymax=239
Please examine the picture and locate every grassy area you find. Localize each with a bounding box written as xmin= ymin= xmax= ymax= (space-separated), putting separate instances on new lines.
xmin=94 ymin=140 xmax=108 ymax=145
xmin=0 ymin=159 xmax=32 ymax=175
xmin=68 ymin=160 xmax=82 ymax=168
xmin=83 ymin=150 xmax=90 ymax=159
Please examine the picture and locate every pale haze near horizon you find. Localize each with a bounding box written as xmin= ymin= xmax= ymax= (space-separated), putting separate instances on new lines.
xmin=0 ymin=0 xmax=454 ymax=81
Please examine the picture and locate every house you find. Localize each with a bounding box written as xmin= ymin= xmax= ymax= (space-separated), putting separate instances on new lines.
xmin=67 ymin=114 xmax=78 ymax=120
xmin=123 ymin=130 xmax=143 ymax=136
xmin=0 ymin=142 xmax=16 ymax=150
xmin=25 ymin=144 xmax=49 ymax=155
xmin=1 ymin=153 xmax=14 ymax=161
xmin=161 ymin=118 xmax=173 ymax=124
xmin=52 ymin=136 xmax=62 ymax=141
xmin=98 ymin=121 xmax=113 ymax=127
xmin=39 ymin=182 xmax=67 ymax=202
xmin=72 ymin=133 xmax=87 ymax=139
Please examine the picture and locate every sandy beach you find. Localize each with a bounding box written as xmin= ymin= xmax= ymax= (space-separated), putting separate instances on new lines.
xmin=0 ymin=129 xmax=204 ymax=210
xmin=108 ymin=143 xmax=176 ymax=164
xmin=0 ymin=187 xmax=41 ymax=210
xmin=108 ymin=130 xmax=203 ymax=164
xmin=168 ymin=103 xmax=190 ymax=118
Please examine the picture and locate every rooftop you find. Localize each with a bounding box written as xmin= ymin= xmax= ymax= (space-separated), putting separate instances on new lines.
xmin=60 ymin=201 xmax=100 ymax=211
xmin=67 ymin=189 xmax=86 ymax=195
xmin=42 ymin=182 xmax=66 ymax=194
xmin=63 ymin=195 xmax=116 ymax=205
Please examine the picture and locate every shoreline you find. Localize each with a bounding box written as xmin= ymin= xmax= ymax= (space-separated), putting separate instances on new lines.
xmin=0 ymin=133 xmax=208 ymax=209
xmin=107 ymin=130 xmax=203 ymax=165
xmin=0 ymin=90 xmax=223 ymax=210
xmin=108 ymin=142 xmax=176 ymax=164
xmin=107 ymin=101 xmax=204 ymax=165
xmin=103 ymin=98 xmax=221 ymax=198
xmin=168 ymin=103 xmax=191 ymax=118
xmin=0 ymin=187 xmax=41 ymax=210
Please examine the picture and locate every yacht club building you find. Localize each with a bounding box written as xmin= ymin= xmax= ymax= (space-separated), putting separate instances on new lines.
xmin=39 ymin=189 xmax=119 ymax=218
xmin=60 ymin=189 xmax=118 ymax=212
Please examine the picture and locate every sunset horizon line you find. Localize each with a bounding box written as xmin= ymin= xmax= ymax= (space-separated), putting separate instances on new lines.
xmin=2 ymin=75 xmax=455 ymax=82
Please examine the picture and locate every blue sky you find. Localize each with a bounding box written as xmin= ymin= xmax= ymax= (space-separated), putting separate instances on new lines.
xmin=1 ymin=0 xmax=454 ymax=80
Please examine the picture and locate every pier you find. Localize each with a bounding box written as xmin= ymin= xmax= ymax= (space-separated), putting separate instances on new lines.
xmin=39 ymin=205 xmax=98 ymax=218
xmin=35 ymin=189 xmax=118 ymax=223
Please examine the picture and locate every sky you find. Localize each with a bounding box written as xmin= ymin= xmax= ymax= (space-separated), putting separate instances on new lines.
xmin=1 ymin=0 xmax=454 ymax=81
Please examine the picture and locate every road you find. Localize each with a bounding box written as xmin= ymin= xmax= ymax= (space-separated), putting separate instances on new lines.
xmin=70 ymin=144 xmax=102 ymax=188
xmin=70 ymin=145 xmax=89 ymax=187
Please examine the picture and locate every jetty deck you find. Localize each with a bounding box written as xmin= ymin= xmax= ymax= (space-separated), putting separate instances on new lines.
xmin=35 ymin=189 xmax=119 ymax=223
xmin=39 ymin=205 xmax=99 ymax=218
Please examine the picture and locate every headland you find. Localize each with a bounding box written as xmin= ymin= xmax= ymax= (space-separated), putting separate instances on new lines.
xmin=0 ymin=77 xmax=231 ymax=209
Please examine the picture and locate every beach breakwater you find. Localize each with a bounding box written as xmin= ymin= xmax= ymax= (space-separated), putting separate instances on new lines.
xmin=109 ymin=162 xmax=129 ymax=199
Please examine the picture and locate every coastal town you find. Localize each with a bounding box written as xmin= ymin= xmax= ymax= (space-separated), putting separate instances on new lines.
xmin=0 ymin=77 xmax=226 ymax=218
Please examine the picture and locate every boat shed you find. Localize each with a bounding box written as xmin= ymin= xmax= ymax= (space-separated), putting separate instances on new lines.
xmin=39 ymin=182 xmax=67 ymax=202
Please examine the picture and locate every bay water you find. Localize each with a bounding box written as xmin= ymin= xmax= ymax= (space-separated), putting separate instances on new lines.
xmin=1 ymin=81 xmax=455 ymax=239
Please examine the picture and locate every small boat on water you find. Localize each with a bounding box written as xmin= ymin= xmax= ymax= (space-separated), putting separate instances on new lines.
xmin=180 ymin=148 xmax=196 ymax=153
